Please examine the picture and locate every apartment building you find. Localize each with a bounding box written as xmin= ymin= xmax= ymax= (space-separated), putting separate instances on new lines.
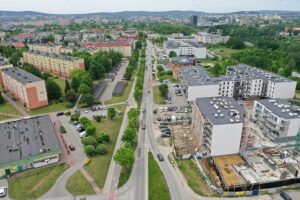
xmin=1 ymin=67 xmax=48 ymax=109
xmin=81 ymin=42 xmax=132 ymax=57
xmin=179 ymin=64 xmax=296 ymax=102
xmin=0 ymin=115 xmax=61 ymax=177
xmin=191 ymin=97 xmax=245 ymax=156
xmin=23 ymin=51 xmax=85 ymax=78
xmin=254 ymin=99 xmax=300 ymax=142
xmin=193 ymin=32 xmax=229 ymax=44
xmin=164 ymin=40 xmax=206 ymax=58
xmin=28 ymin=44 xmax=74 ymax=55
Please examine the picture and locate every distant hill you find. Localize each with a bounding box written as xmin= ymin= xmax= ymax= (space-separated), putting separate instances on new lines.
xmin=0 ymin=10 xmax=300 ymax=18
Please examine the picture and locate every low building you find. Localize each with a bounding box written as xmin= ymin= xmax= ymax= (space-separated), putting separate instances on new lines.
xmin=81 ymin=42 xmax=132 ymax=57
xmin=164 ymin=40 xmax=206 ymax=58
xmin=23 ymin=50 xmax=85 ymax=78
xmin=254 ymin=99 xmax=300 ymax=142
xmin=191 ymin=97 xmax=245 ymax=156
xmin=0 ymin=115 xmax=61 ymax=177
xmin=0 ymin=67 xmax=48 ymax=109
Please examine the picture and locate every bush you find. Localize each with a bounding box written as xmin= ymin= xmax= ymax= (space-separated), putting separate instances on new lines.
xmin=94 ymin=115 xmax=102 ymax=122
xmin=96 ymin=144 xmax=108 ymax=155
xmin=95 ymin=132 xmax=110 ymax=143
xmin=84 ymin=145 xmax=96 ymax=156
xmin=82 ymin=136 xmax=98 ymax=147
xmin=86 ymin=124 xmax=96 ymax=135
xmin=80 ymin=117 xmax=90 ymax=127
xmin=59 ymin=125 xmax=67 ymax=134
xmin=71 ymin=113 xmax=80 ymax=121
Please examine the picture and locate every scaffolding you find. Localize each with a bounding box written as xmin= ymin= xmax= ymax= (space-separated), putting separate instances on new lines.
xmin=294 ymin=130 xmax=300 ymax=152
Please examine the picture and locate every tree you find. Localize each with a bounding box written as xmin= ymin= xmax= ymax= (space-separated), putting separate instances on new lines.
xmin=71 ymin=76 xmax=81 ymax=92
xmin=78 ymin=83 xmax=92 ymax=95
xmin=84 ymin=145 xmax=96 ymax=156
xmin=113 ymin=147 xmax=134 ymax=168
xmin=10 ymin=53 xmax=20 ymax=66
xmin=82 ymin=94 xmax=94 ymax=106
xmin=168 ymin=51 xmax=177 ymax=58
xmin=65 ymin=79 xmax=70 ymax=94
xmin=159 ymin=84 xmax=168 ymax=98
xmin=96 ymin=144 xmax=108 ymax=155
xmin=82 ymin=136 xmax=98 ymax=146
xmin=226 ymin=38 xmax=246 ymax=49
xmin=46 ymin=79 xmax=62 ymax=102
xmin=86 ymin=124 xmax=96 ymax=135
xmin=0 ymin=92 xmax=5 ymax=104
xmin=65 ymin=89 xmax=77 ymax=103
xmin=94 ymin=115 xmax=102 ymax=122
xmin=96 ymin=132 xmax=110 ymax=143
xmin=80 ymin=117 xmax=90 ymax=127
xmin=121 ymin=127 xmax=136 ymax=147
xmin=107 ymin=107 xmax=117 ymax=120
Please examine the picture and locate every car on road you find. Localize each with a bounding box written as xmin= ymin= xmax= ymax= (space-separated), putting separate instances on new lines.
xmin=69 ymin=145 xmax=75 ymax=151
xmin=280 ymin=191 xmax=292 ymax=200
xmin=142 ymin=108 xmax=146 ymax=113
xmin=157 ymin=153 xmax=164 ymax=161
xmin=0 ymin=186 xmax=7 ymax=197
xmin=142 ymin=124 xmax=146 ymax=130
xmin=56 ymin=112 xmax=64 ymax=116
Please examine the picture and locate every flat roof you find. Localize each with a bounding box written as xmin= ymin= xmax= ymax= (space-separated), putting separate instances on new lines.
xmin=255 ymin=99 xmax=300 ymax=120
xmin=2 ymin=67 xmax=43 ymax=84
xmin=179 ymin=66 xmax=217 ymax=86
xmin=195 ymin=97 xmax=244 ymax=125
xmin=166 ymin=40 xmax=204 ymax=49
xmin=26 ymin=50 xmax=82 ymax=61
xmin=0 ymin=115 xmax=61 ymax=166
xmin=214 ymin=155 xmax=247 ymax=187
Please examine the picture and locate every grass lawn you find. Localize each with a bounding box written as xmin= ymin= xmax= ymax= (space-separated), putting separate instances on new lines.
xmin=158 ymin=75 xmax=178 ymax=83
xmin=295 ymin=90 xmax=300 ymax=99
xmin=153 ymin=85 xmax=165 ymax=105
xmin=0 ymin=102 xmax=21 ymax=121
xmin=8 ymin=163 xmax=68 ymax=200
xmin=149 ymin=152 xmax=171 ymax=200
xmin=176 ymin=159 xmax=218 ymax=197
xmin=29 ymin=102 xmax=69 ymax=115
xmin=104 ymin=80 xmax=134 ymax=105
xmin=66 ymin=170 xmax=95 ymax=196
xmin=209 ymin=47 xmax=241 ymax=59
xmin=52 ymin=77 xmax=66 ymax=95
xmin=84 ymin=105 xmax=126 ymax=188
xmin=118 ymin=163 xmax=133 ymax=188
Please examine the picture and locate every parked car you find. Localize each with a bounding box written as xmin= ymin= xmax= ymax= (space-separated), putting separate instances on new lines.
xmin=161 ymin=133 xmax=171 ymax=138
xmin=164 ymin=107 xmax=168 ymax=112
xmin=161 ymin=128 xmax=171 ymax=132
xmin=77 ymin=126 xmax=85 ymax=132
xmin=69 ymin=145 xmax=75 ymax=151
xmin=161 ymin=131 xmax=171 ymax=135
xmin=79 ymin=131 xmax=87 ymax=138
xmin=0 ymin=186 xmax=7 ymax=197
xmin=160 ymin=122 xmax=169 ymax=126
xmin=157 ymin=153 xmax=164 ymax=161
xmin=153 ymin=109 xmax=157 ymax=114
xmin=73 ymin=121 xmax=80 ymax=126
xmin=159 ymin=125 xmax=168 ymax=129
xmin=280 ymin=191 xmax=292 ymax=200
xmin=56 ymin=112 xmax=64 ymax=116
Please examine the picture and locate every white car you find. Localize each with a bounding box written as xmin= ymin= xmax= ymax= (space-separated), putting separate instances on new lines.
xmin=79 ymin=131 xmax=87 ymax=138
xmin=0 ymin=186 xmax=7 ymax=197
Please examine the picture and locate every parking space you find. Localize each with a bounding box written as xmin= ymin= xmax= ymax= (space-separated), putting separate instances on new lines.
xmin=0 ymin=179 xmax=8 ymax=199
xmin=166 ymin=82 xmax=188 ymax=107
xmin=79 ymin=106 xmax=108 ymax=120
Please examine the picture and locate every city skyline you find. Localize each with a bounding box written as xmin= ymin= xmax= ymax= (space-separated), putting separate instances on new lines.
xmin=0 ymin=0 xmax=299 ymax=14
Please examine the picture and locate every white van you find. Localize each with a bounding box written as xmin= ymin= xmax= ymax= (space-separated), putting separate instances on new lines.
xmin=79 ymin=131 xmax=86 ymax=138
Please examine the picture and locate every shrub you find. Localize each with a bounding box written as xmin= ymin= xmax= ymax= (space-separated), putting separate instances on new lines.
xmin=80 ymin=117 xmax=90 ymax=127
xmin=96 ymin=132 xmax=110 ymax=144
xmin=82 ymin=136 xmax=98 ymax=147
xmin=94 ymin=115 xmax=102 ymax=122
xmin=71 ymin=113 xmax=80 ymax=121
xmin=59 ymin=125 xmax=67 ymax=134
xmin=86 ymin=124 xmax=96 ymax=135
xmin=84 ymin=145 xmax=96 ymax=156
xmin=96 ymin=144 xmax=108 ymax=155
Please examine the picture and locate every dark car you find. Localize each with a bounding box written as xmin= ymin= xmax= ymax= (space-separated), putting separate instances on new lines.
xmin=72 ymin=121 xmax=80 ymax=126
xmin=161 ymin=128 xmax=171 ymax=132
xmin=153 ymin=109 xmax=157 ymax=114
xmin=56 ymin=112 xmax=64 ymax=116
xmin=159 ymin=125 xmax=168 ymax=129
xmin=160 ymin=122 xmax=169 ymax=126
xmin=69 ymin=145 xmax=76 ymax=151
xmin=77 ymin=126 xmax=85 ymax=132
xmin=142 ymin=124 xmax=146 ymax=130
xmin=142 ymin=108 xmax=146 ymax=113
xmin=157 ymin=153 xmax=164 ymax=161
xmin=161 ymin=133 xmax=171 ymax=138
xmin=280 ymin=192 xmax=292 ymax=200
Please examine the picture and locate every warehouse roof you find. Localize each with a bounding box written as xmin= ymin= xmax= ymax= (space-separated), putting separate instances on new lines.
xmin=2 ymin=67 xmax=43 ymax=84
xmin=195 ymin=97 xmax=244 ymax=125
xmin=255 ymin=99 xmax=300 ymax=120
xmin=0 ymin=115 xmax=60 ymax=166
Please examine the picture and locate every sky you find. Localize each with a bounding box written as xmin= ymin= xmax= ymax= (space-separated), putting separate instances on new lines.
xmin=0 ymin=0 xmax=299 ymax=14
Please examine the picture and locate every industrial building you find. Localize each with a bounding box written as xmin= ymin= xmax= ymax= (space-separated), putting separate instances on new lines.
xmin=254 ymin=99 xmax=300 ymax=142
xmin=0 ymin=67 xmax=48 ymax=109
xmin=0 ymin=115 xmax=61 ymax=177
xmin=179 ymin=64 xmax=297 ymax=102
xmin=23 ymin=50 xmax=85 ymax=78
xmin=191 ymin=97 xmax=246 ymax=156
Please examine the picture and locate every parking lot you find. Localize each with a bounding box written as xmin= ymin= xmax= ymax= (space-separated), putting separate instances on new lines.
xmin=167 ymin=82 xmax=188 ymax=107
xmin=0 ymin=179 xmax=8 ymax=200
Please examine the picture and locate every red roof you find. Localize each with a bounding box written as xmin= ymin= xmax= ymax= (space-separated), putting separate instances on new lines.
xmin=12 ymin=33 xmax=34 ymax=40
xmin=81 ymin=42 xmax=131 ymax=48
xmin=118 ymin=36 xmax=138 ymax=41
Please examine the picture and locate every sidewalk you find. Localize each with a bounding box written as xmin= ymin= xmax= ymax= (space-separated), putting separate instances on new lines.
xmin=2 ymin=92 xmax=29 ymax=116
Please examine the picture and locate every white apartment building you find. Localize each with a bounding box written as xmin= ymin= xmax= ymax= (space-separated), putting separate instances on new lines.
xmin=164 ymin=40 xmax=206 ymax=58
xmin=254 ymin=99 xmax=300 ymax=142
xmin=193 ymin=32 xmax=229 ymax=45
xmin=191 ymin=97 xmax=245 ymax=156
xmin=179 ymin=64 xmax=296 ymax=102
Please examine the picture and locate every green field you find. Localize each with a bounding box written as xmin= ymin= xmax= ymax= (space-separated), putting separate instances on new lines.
xmin=0 ymin=102 xmax=21 ymax=121
xmin=29 ymin=102 xmax=69 ymax=115
xmin=153 ymin=85 xmax=165 ymax=105
xmin=209 ymin=47 xmax=241 ymax=59
xmin=52 ymin=78 xmax=66 ymax=95
xmin=84 ymin=105 xmax=126 ymax=188
xmin=8 ymin=163 xmax=68 ymax=200
xmin=104 ymin=80 xmax=134 ymax=105
xmin=66 ymin=170 xmax=95 ymax=196
xmin=176 ymin=159 xmax=218 ymax=197
xmin=118 ymin=163 xmax=133 ymax=188
xmin=148 ymin=152 xmax=171 ymax=200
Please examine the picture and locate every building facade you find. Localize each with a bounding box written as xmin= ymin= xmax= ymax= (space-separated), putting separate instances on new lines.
xmin=191 ymin=97 xmax=245 ymax=156
xmin=164 ymin=40 xmax=206 ymax=58
xmin=0 ymin=67 xmax=48 ymax=109
xmin=23 ymin=51 xmax=85 ymax=78
xmin=81 ymin=42 xmax=132 ymax=57
xmin=28 ymin=44 xmax=74 ymax=55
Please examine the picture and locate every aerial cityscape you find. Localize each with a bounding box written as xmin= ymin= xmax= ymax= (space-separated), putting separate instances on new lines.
xmin=1 ymin=0 xmax=300 ymax=200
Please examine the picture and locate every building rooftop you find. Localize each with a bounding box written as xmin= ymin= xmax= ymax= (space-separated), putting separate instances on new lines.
xmin=179 ymin=66 xmax=218 ymax=86
xmin=166 ymin=40 xmax=204 ymax=49
xmin=26 ymin=50 xmax=82 ymax=61
xmin=0 ymin=115 xmax=61 ymax=166
xmin=255 ymin=99 xmax=300 ymax=120
xmin=2 ymin=67 xmax=43 ymax=84
xmin=227 ymin=64 xmax=293 ymax=83
xmin=195 ymin=97 xmax=244 ymax=125
xmin=171 ymin=56 xmax=196 ymax=65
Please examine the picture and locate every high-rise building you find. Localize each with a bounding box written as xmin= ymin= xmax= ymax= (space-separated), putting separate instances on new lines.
xmin=191 ymin=15 xmax=198 ymax=27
